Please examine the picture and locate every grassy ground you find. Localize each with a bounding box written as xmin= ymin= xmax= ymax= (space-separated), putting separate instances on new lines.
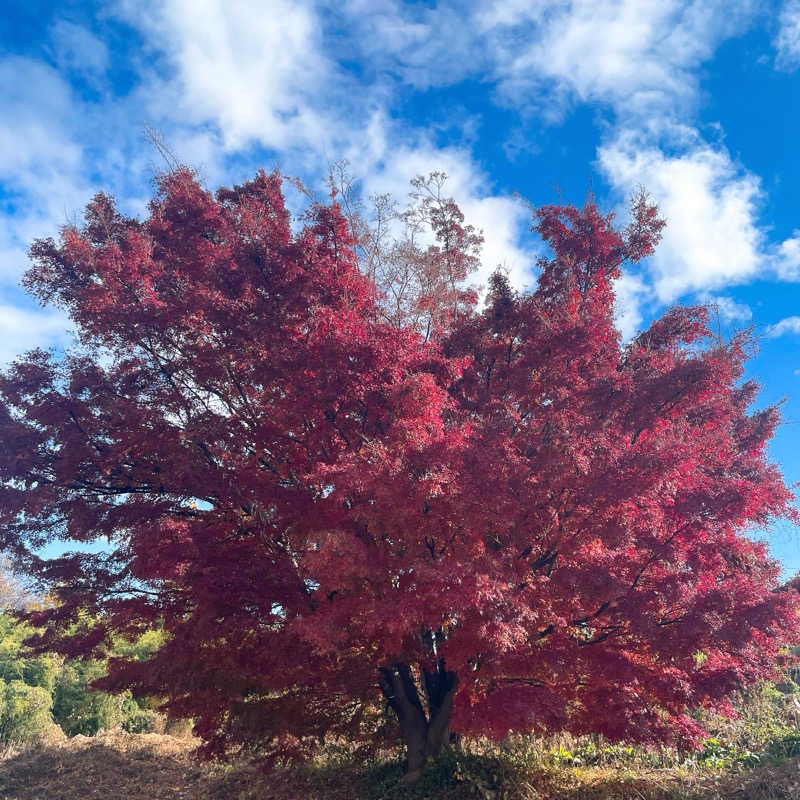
xmin=2 ymin=731 xmax=800 ymax=800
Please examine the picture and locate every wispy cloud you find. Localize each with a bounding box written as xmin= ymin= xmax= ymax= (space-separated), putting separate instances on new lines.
xmin=336 ymin=0 xmax=483 ymax=90
xmin=775 ymin=231 xmax=800 ymax=280
xmin=480 ymin=0 xmax=754 ymax=119
xmin=114 ymin=0 xmax=362 ymax=154
xmin=0 ymin=0 xmax=793 ymax=359
xmin=48 ymin=19 xmax=110 ymax=83
xmin=775 ymin=0 xmax=800 ymax=71
xmin=700 ymin=295 xmax=753 ymax=323
xmin=327 ymin=1 xmax=754 ymax=124
xmin=0 ymin=56 xmax=96 ymax=284
xmin=598 ymin=130 xmax=764 ymax=304
xmin=0 ymin=302 xmax=71 ymax=364
xmin=767 ymin=316 xmax=800 ymax=337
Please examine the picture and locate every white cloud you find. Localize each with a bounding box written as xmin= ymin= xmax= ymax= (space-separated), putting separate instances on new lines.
xmin=599 ymin=132 xmax=764 ymax=303
xmin=334 ymin=1 xmax=754 ymax=121
xmin=116 ymin=0 xmax=358 ymax=154
xmin=0 ymin=303 xmax=71 ymax=364
xmin=0 ymin=58 xmax=83 ymax=180
xmin=356 ymin=141 xmax=537 ymax=294
xmin=338 ymin=0 xmax=482 ymax=90
xmin=613 ymin=272 xmax=650 ymax=339
xmin=775 ymin=231 xmax=800 ymax=280
xmin=0 ymin=57 xmax=94 ymax=284
xmin=478 ymin=0 xmax=754 ymax=118
xmin=700 ymin=295 xmax=753 ymax=323
xmin=775 ymin=0 xmax=800 ymax=71
xmin=49 ymin=20 xmax=110 ymax=81
xmin=767 ymin=316 xmax=800 ymax=337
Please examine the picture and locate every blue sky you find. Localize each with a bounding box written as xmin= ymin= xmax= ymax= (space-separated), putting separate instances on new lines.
xmin=1 ymin=1 xmax=800 ymax=572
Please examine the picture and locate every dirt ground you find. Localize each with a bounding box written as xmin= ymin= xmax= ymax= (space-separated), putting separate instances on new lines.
xmin=0 ymin=731 xmax=214 ymax=800
xmin=2 ymin=731 xmax=799 ymax=800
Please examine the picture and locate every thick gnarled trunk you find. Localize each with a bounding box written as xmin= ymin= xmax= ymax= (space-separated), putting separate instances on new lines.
xmin=378 ymin=661 xmax=458 ymax=781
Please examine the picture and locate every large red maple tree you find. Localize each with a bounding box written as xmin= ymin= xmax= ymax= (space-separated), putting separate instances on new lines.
xmin=0 ymin=168 xmax=797 ymax=779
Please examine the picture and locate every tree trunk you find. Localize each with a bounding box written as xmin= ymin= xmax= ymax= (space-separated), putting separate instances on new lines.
xmin=379 ymin=660 xmax=458 ymax=782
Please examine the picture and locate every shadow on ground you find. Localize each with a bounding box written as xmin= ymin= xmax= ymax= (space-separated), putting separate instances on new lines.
xmin=2 ymin=731 xmax=799 ymax=800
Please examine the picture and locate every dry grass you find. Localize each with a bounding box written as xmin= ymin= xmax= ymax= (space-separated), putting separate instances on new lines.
xmin=517 ymin=762 xmax=800 ymax=800
xmin=0 ymin=731 xmax=213 ymax=800
xmin=1 ymin=731 xmax=799 ymax=800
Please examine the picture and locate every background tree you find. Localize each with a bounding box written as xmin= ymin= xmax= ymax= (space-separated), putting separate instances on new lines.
xmin=0 ymin=168 xmax=797 ymax=780
xmin=329 ymin=163 xmax=482 ymax=339
xmin=0 ymin=558 xmax=31 ymax=611
xmin=0 ymin=563 xmax=163 ymax=742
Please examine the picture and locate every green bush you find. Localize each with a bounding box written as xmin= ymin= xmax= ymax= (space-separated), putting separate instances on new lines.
xmin=363 ymin=750 xmax=517 ymax=800
xmin=0 ymin=612 xmax=59 ymax=692
xmin=52 ymin=661 xmax=128 ymax=736
xmin=0 ymin=606 xmax=168 ymax=745
xmin=766 ymin=731 xmax=800 ymax=759
xmin=693 ymin=737 xmax=762 ymax=769
xmin=122 ymin=709 xmax=162 ymax=734
xmin=0 ymin=680 xmax=59 ymax=744
xmin=49 ymin=623 xmax=165 ymax=737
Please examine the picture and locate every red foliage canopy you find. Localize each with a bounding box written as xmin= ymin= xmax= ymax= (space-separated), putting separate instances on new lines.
xmin=0 ymin=169 xmax=797 ymax=771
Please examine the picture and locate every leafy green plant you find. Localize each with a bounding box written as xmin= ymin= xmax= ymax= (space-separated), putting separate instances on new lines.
xmin=122 ymin=709 xmax=162 ymax=734
xmin=52 ymin=661 xmax=131 ymax=736
xmin=0 ymin=613 xmax=60 ymax=692
xmin=0 ymin=680 xmax=60 ymax=744
xmin=0 ymin=608 xmax=167 ymax=741
xmin=767 ymin=731 xmax=800 ymax=759
xmin=364 ymin=750 xmax=515 ymax=800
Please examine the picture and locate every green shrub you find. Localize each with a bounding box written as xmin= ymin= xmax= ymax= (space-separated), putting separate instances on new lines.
xmin=0 ymin=607 xmax=168 ymax=744
xmin=363 ymin=750 xmax=518 ymax=800
xmin=766 ymin=731 xmax=800 ymax=759
xmin=52 ymin=662 xmax=128 ymax=736
xmin=692 ymin=737 xmax=763 ymax=769
xmin=0 ymin=680 xmax=58 ymax=744
xmin=0 ymin=612 xmax=60 ymax=692
xmin=122 ymin=709 xmax=161 ymax=734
